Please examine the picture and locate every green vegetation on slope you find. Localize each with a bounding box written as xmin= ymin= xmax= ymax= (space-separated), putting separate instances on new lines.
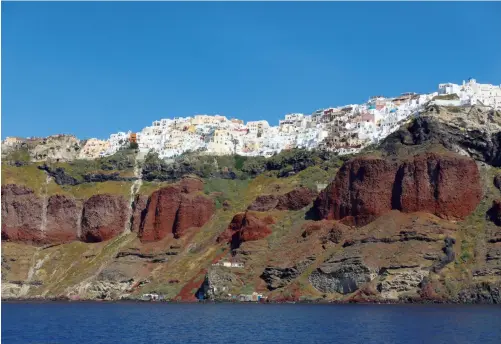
xmin=142 ymin=148 xmax=347 ymax=182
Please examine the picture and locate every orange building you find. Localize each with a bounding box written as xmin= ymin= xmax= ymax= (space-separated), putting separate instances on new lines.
xmin=129 ymin=133 xmax=138 ymax=144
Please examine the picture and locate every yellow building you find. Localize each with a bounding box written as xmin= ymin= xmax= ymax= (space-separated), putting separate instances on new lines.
xmin=207 ymin=129 xmax=233 ymax=155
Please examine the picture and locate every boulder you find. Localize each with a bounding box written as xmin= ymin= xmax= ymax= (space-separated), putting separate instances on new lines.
xmin=301 ymin=220 xmax=345 ymax=243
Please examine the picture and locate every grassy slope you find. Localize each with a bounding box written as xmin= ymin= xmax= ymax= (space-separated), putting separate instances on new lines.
xmin=2 ymin=164 xmax=133 ymax=199
xmin=1 ymin=161 xmax=335 ymax=299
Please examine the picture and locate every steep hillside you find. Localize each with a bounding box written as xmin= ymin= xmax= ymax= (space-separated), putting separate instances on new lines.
xmin=2 ymin=105 xmax=501 ymax=303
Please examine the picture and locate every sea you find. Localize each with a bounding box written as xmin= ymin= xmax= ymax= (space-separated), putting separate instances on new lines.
xmin=2 ymin=302 xmax=501 ymax=344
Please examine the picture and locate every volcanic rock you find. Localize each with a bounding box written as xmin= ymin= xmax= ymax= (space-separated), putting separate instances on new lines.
xmin=139 ymin=183 xmax=214 ymax=242
xmin=309 ymin=256 xmax=375 ymax=294
xmin=398 ymin=153 xmax=481 ymax=220
xmin=381 ymin=106 xmax=501 ymax=166
xmin=174 ymin=193 xmax=215 ymax=238
xmin=81 ymin=194 xmax=129 ymax=242
xmin=140 ymin=186 xmax=181 ymax=242
xmin=248 ymin=195 xmax=278 ymax=212
xmin=217 ymin=211 xmax=273 ymax=249
xmin=313 ymin=153 xmax=481 ymax=224
xmin=45 ymin=195 xmax=81 ymax=243
xmin=248 ymin=187 xmax=316 ymax=212
xmin=457 ymin=282 xmax=501 ymax=304
xmin=261 ymin=257 xmax=316 ymax=290
xmin=314 ymin=157 xmax=397 ymax=224
xmin=1 ymin=184 xmax=44 ymax=243
xmin=276 ymin=187 xmax=317 ymax=211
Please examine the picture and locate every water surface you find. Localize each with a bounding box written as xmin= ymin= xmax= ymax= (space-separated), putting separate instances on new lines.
xmin=2 ymin=302 xmax=501 ymax=343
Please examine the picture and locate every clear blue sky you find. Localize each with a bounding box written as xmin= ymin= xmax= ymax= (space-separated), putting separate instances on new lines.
xmin=2 ymin=2 xmax=501 ymax=140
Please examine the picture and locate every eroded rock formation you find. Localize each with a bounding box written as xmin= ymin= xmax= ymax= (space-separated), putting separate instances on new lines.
xmin=309 ymin=256 xmax=375 ymax=294
xmin=314 ymin=153 xmax=481 ymax=224
xmin=217 ymin=211 xmax=274 ymax=249
xmin=45 ymin=195 xmax=81 ymax=243
xmin=1 ymin=184 xmax=44 ymax=243
xmin=81 ymin=194 xmax=129 ymax=243
xmin=139 ymin=178 xmax=214 ymax=242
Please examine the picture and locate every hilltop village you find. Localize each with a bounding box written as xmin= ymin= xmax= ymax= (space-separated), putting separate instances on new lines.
xmin=3 ymin=77 xmax=501 ymax=304
xmin=3 ymin=78 xmax=501 ymax=162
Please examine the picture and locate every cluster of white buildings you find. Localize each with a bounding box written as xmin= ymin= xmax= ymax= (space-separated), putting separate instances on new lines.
xmin=438 ymin=78 xmax=501 ymax=108
xmin=11 ymin=78 xmax=495 ymax=160
xmin=101 ymin=96 xmax=430 ymax=158
xmin=101 ymin=90 xmax=441 ymax=158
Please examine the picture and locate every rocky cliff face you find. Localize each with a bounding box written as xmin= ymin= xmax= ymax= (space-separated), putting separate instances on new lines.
xmin=3 ymin=106 xmax=501 ymax=303
xmin=314 ymin=153 xmax=482 ymax=224
xmin=2 ymin=184 xmax=129 ymax=244
xmin=81 ymin=194 xmax=129 ymax=243
xmin=308 ymin=211 xmax=459 ymax=299
xmin=381 ymin=105 xmax=501 ymax=166
xmin=261 ymin=257 xmax=316 ymax=290
xmin=217 ymin=211 xmax=274 ymax=249
xmin=1 ymin=184 xmax=45 ymax=243
xmin=45 ymin=195 xmax=81 ymax=243
xmin=139 ymin=178 xmax=215 ymax=242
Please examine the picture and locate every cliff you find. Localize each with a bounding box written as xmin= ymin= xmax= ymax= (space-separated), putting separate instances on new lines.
xmin=313 ymin=152 xmax=482 ymax=224
xmin=139 ymin=178 xmax=215 ymax=242
xmin=2 ymin=105 xmax=501 ymax=304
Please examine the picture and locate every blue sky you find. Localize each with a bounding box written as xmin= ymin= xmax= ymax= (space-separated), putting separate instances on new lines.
xmin=2 ymin=2 xmax=501 ymax=140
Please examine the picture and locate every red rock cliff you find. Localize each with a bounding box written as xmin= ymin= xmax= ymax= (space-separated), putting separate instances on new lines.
xmin=80 ymin=194 xmax=129 ymax=243
xmin=1 ymin=184 xmax=44 ymax=243
xmin=45 ymin=194 xmax=81 ymax=243
xmin=217 ymin=211 xmax=273 ymax=249
xmin=314 ymin=158 xmax=398 ymax=223
xmin=314 ymin=153 xmax=482 ymax=224
xmin=139 ymin=179 xmax=214 ymax=242
xmin=1 ymin=184 xmax=132 ymax=244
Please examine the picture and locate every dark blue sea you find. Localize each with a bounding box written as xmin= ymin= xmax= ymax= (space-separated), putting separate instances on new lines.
xmin=2 ymin=302 xmax=501 ymax=344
